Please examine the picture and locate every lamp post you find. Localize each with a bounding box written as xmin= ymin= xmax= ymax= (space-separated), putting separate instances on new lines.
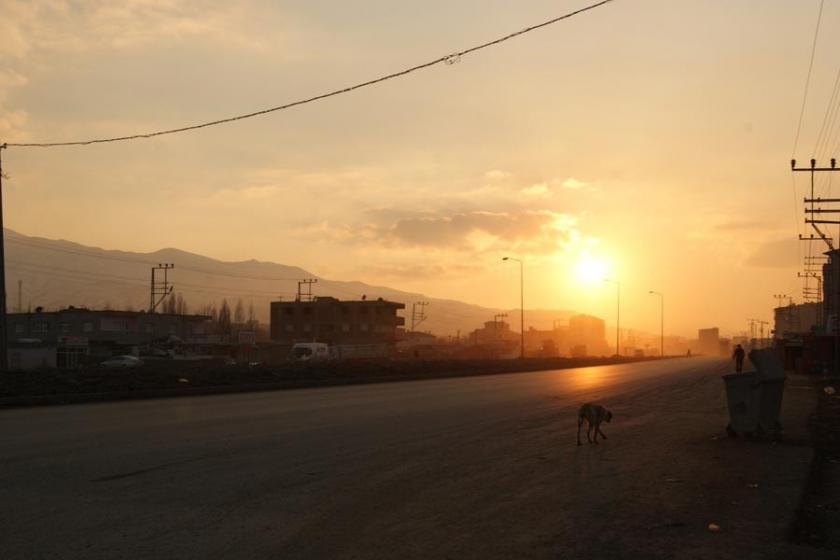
xmin=503 ymin=257 xmax=524 ymax=359
xmin=649 ymin=290 xmax=663 ymax=358
xmin=604 ymin=278 xmax=620 ymax=356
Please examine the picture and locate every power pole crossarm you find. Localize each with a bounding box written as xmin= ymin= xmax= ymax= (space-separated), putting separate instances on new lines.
xmin=149 ymin=263 xmax=175 ymax=313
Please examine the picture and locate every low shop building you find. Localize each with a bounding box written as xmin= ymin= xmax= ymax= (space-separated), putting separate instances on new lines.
xmin=6 ymin=307 xmax=212 ymax=365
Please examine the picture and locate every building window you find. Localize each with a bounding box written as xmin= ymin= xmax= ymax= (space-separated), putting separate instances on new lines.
xmin=341 ymin=306 xmax=349 ymax=315
xmin=59 ymin=323 xmax=71 ymax=334
xmin=284 ymin=324 xmax=294 ymax=332
xmin=168 ymin=325 xmax=176 ymax=334
xmin=32 ymin=322 xmax=49 ymax=333
xmin=285 ymin=307 xmax=294 ymax=316
xmin=303 ymin=307 xmax=313 ymax=315
xmin=303 ymin=324 xmax=312 ymax=333
xmin=341 ymin=323 xmax=350 ymax=333
xmin=360 ymin=323 xmax=369 ymax=332
xmin=359 ymin=307 xmax=368 ymax=315
xmin=14 ymin=324 xmax=23 ymax=334
xmin=83 ymin=322 xmax=94 ymax=333
xmin=145 ymin=324 xmax=153 ymax=333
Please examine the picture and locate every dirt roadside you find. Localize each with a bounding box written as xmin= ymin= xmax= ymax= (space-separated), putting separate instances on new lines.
xmin=789 ymin=374 xmax=840 ymax=551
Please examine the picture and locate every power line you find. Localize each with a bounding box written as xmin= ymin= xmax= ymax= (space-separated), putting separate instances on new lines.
xmin=814 ymin=66 xmax=840 ymax=157
xmin=3 ymin=0 xmax=617 ymax=148
xmin=792 ymin=0 xmax=825 ymax=158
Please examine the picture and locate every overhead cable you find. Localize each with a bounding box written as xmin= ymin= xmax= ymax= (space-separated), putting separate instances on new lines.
xmin=4 ymin=0 xmax=616 ymax=148
xmin=792 ymin=0 xmax=825 ymax=158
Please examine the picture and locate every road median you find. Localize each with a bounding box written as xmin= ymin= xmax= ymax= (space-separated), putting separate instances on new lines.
xmin=0 ymin=355 xmax=660 ymax=408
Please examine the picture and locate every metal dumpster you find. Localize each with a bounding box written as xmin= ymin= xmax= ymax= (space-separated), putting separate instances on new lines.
xmin=722 ymin=349 xmax=785 ymax=438
xmin=722 ymin=373 xmax=760 ymax=436
xmin=756 ymin=377 xmax=785 ymax=436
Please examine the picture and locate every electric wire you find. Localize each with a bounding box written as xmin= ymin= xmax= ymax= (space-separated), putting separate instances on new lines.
xmin=3 ymin=0 xmax=617 ymax=148
xmin=792 ymin=0 xmax=825 ymax=158
xmin=814 ymin=66 xmax=840 ymax=158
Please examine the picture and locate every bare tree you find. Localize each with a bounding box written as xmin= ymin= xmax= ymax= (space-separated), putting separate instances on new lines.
xmin=234 ymin=298 xmax=245 ymax=325
xmin=175 ymin=293 xmax=188 ymax=315
xmin=218 ymin=299 xmax=231 ymax=336
xmin=247 ymin=300 xmax=256 ymax=329
xmin=164 ymin=294 xmax=177 ymax=314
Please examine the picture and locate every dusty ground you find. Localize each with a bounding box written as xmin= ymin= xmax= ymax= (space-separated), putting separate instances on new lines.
xmin=790 ymin=374 xmax=840 ymax=551
xmin=0 ymin=358 xmax=828 ymax=559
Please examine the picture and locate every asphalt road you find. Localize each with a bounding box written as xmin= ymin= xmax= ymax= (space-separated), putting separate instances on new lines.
xmin=0 ymin=358 xmax=821 ymax=559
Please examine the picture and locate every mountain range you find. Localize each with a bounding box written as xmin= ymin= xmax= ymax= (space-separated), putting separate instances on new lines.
xmin=3 ymin=229 xmax=579 ymax=336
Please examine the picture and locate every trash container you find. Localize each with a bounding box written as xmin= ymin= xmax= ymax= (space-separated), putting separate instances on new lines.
xmin=721 ymin=349 xmax=785 ymax=439
xmin=755 ymin=377 xmax=785 ymax=437
xmin=722 ymin=373 xmax=760 ymax=436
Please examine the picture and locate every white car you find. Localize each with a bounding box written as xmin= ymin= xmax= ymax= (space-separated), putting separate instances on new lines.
xmin=100 ymin=355 xmax=144 ymax=368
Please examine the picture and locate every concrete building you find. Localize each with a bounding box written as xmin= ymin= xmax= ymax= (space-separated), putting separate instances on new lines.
xmin=773 ymin=302 xmax=821 ymax=339
xmin=8 ymin=308 xmax=211 ymax=344
xmin=269 ymin=297 xmax=405 ymax=346
xmin=698 ymin=328 xmax=720 ymax=356
xmin=567 ymin=314 xmax=609 ymax=357
xmin=6 ymin=307 xmax=213 ymax=367
xmin=514 ymin=314 xmax=608 ymax=357
xmin=823 ymin=249 xmax=840 ymax=333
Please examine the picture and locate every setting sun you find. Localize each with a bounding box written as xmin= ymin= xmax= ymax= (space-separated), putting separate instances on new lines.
xmin=575 ymin=254 xmax=610 ymax=285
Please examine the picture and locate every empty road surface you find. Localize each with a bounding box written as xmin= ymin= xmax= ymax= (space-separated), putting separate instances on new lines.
xmin=0 ymin=359 xmax=820 ymax=559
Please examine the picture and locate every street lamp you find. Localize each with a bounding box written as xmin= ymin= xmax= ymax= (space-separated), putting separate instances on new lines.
xmin=503 ymin=256 xmax=524 ymax=359
xmin=649 ymin=291 xmax=664 ymax=358
xmin=604 ymin=278 xmax=620 ymax=356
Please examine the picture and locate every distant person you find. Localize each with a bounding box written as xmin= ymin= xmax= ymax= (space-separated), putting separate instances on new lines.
xmin=732 ymin=344 xmax=745 ymax=373
xmin=686 ymin=349 xmax=691 ymax=357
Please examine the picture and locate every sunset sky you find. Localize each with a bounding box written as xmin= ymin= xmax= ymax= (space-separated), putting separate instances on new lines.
xmin=1 ymin=0 xmax=838 ymax=337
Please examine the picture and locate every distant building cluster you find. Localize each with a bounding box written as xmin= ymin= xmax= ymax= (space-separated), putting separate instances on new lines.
xmin=8 ymin=307 xmax=212 ymax=369
xmin=4 ymin=294 xmax=643 ymax=369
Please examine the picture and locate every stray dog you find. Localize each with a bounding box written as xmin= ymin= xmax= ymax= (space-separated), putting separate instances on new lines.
xmin=577 ymin=403 xmax=613 ymax=446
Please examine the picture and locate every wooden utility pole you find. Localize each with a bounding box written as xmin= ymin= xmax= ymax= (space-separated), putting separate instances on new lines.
xmin=0 ymin=144 xmax=7 ymax=370
xmin=410 ymin=301 xmax=429 ymax=332
xmin=149 ymin=263 xmax=175 ymax=313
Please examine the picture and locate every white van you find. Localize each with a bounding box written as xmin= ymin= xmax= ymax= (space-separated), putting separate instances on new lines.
xmin=289 ymin=342 xmax=334 ymax=362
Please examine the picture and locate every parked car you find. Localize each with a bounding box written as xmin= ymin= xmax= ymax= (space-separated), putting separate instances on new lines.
xmin=100 ymin=355 xmax=143 ymax=368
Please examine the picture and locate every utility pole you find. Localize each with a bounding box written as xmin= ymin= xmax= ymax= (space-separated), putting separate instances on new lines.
xmin=295 ymin=278 xmax=317 ymax=302
xmin=410 ymin=301 xmax=429 ymax=332
xmin=649 ymin=291 xmax=663 ymax=357
xmin=503 ymin=257 xmax=525 ymax=359
xmin=0 ymin=144 xmax=9 ymax=371
xmin=493 ymin=313 xmax=508 ymax=341
xmin=773 ymin=293 xmax=790 ymax=309
xmin=794 ymin=158 xmax=840 ymax=320
xmin=605 ymin=279 xmax=620 ymax=356
xmin=773 ymin=293 xmax=793 ymax=337
xmin=149 ymin=263 xmax=174 ymax=313
xmin=794 ymin=158 xmax=840 ymax=372
xmin=747 ymin=319 xmax=757 ymax=343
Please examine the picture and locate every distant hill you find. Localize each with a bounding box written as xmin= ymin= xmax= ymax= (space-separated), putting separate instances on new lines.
xmin=3 ymin=229 xmax=579 ymax=336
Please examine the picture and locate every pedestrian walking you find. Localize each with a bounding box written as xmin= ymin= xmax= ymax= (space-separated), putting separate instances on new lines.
xmin=732 ymin=344 xmax=745 ymax=373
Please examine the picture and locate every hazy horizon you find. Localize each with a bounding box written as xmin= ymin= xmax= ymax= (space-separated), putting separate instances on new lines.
xmin=2 ymin=0 xmax=837 ymax=337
